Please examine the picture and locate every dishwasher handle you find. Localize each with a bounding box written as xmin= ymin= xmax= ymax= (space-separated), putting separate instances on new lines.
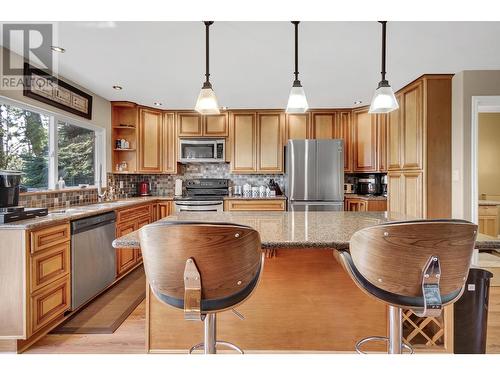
xmin=71 ymin=211 xmax=117 ymax=234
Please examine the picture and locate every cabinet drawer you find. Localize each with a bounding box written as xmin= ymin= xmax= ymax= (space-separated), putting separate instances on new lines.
xmin=479 ymin=205 xmax=499 ymax=216
xmin=30 ymin=275 xmax=70 ymax=334
xmin=30 ymin=242 xmax=70 ymax=292
xmin=225 ymin=199 xmax=286 ymax=211
xmin=30 ymin=224 xmax=70 ymax=254
xmin=117 ymin=204 xmax=151 ymax=223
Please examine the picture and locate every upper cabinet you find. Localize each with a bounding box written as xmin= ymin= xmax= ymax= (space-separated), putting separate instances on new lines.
xmin=285 ymin=113 xmax=310 ymax=140
xmin=230 ymin=111 xmax=283 ymax=174
xmin=352 ymin=107 xmax=378 ymax=172
xmin=111 ymin=102 xmax=138 ymax=173
xmin=138 ymin=108 xmax=163 ymax=173
xmin=177 ymin=112 xmax=228 ymax=137
xmin=311 ymin=112 xmax=335 ymax=139
xmin=336 ymin=111 xmax=353 ymax=172
xmin=257 ymin=112 xmax=284 ymax=173
xmin=401 ymin=81 xmax=424 ymax=170
xmin=377 ymin=114 xmax=388 ymax=173
xmin=162 ymin=112 xmax=177 ymax=174
xmin=387 ymin=94 xmax=403 ymax=170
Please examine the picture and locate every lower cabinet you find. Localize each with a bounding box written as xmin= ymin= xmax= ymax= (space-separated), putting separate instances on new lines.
xmin=224 ymin=199 xmax=286 ymax=211
xmin=344 ymin=198 xmax=387 ymax=212
xmin=479 ymin=205 xmax=499 ymax=237
xmin=157 ymin=201 xmax=171 ymax=219
xmin=116 ymin=220 xmax=138 ymax=277
xmin=387 ymin=171 xmax=424 ymax=218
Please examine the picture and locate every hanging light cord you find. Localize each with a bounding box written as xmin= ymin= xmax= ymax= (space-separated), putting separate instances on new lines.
xmin=203 ymin=21 xmax=214 ymax=89
xmin=292 ymin=21 xmax=300 ymax=86
xmin=380 ymin=21 xmax=387 ymax=83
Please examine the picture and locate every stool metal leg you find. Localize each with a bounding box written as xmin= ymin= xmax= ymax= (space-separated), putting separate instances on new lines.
xmin=388 ymin=306 xmax=402 ymax=354
xmin=204 ymin=313 xmax=217 ymax=354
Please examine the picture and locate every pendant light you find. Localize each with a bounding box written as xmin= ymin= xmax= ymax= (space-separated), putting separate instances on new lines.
xmin=286 ymin=21 xmax=309 ymax=113
xmin=195 ymin=21 xmax=220 ymax=114
xmin=369 ymin=21 xmax=399 ymax=114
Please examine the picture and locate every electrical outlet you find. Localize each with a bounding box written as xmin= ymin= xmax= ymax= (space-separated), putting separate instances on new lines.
xmin=119 ymin=181 xmax=124 ymax=189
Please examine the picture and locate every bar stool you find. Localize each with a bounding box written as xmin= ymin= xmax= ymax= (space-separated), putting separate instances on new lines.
xmin=139 ymin=221 xmax=263 ymax=354
xmin=336 ymin=219 xmax=477 ymax=354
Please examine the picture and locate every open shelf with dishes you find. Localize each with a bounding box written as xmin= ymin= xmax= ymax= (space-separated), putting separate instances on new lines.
xmin=112 ymin=102 xmax=138 ymax=173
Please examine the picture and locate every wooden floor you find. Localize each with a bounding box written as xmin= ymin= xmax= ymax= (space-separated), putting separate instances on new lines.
xmin=25 ymin=286 xmax=500 ymax=354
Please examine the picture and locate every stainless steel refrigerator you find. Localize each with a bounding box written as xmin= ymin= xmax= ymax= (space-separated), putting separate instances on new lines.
xmin=285 ymin=139 xmax=344 ymax=211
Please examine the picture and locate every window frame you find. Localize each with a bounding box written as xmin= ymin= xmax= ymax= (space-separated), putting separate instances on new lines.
xmin=0 ymin=95 xmax=106 ymax=190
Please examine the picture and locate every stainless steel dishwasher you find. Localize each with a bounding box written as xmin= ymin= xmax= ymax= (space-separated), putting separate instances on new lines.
xmin=71 ymin=211 xmax=116 ymax=310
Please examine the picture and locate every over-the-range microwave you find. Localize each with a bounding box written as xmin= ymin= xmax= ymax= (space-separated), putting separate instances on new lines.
xmin=179 ymin=138 xmax=225 ymax=163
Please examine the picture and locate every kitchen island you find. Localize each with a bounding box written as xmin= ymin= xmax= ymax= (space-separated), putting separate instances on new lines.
xmin=113 ymin=211 xmax=499 ymax=353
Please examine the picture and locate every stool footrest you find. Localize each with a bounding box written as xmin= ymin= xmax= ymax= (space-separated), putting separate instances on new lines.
xmin=355 ymin=336 xmax=414 ymax=354
xmin=189 ymin=341 xmax=244 ymax=354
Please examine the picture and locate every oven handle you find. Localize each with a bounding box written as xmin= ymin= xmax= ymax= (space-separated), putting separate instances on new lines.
xmin=175 ymin=202 xmax=223 ymax=207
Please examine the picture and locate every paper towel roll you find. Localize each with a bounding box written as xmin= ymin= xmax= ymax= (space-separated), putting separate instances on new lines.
xmin=175 ymin=179 xmax=183 ymax=196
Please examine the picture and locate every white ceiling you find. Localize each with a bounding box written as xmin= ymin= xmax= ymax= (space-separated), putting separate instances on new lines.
xmin=5 ymin=21 xmax=500 ymax=109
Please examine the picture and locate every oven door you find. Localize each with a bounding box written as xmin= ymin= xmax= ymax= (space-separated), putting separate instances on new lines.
xmin=179 ymin=139 xmax=225 ymax=163
xmin=174 ymin=200 xmax=224 ymax=212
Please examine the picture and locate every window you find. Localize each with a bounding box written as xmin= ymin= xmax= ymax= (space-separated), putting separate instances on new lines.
xmin=0 ymin=102 xmax=50 ymax=191
xmin=57 ymin=121 xmax=95 ymax=187
xmin=0 ymin=97 xmax=105 ymax=191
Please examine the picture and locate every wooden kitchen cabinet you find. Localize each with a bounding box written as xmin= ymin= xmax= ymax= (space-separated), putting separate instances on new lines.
xmin=345 ymin=198 xmax=387 ymax=212
xmin=377 ymin=114 xmax=388 ymax=172
xmin=479 ymin=205 xmax=499 ymax=237
xmin=157 ymin=201 xmax=171 ymax=219
xmin=336 ymin=111 xmax=352 ymax=172
xmin=352 ymin=107 xmax=378 ymax=172
xmin=138 ymin=108 xmax=163 ymax=173
xmin=285 ymin=113 xmax=310 ymax=140
xmin=177 ymin=112 xmax=228 ymax=137
xmin=257 ymin=112 xmax=284 ymax=173
xmin=162 ymin=112 xmax=177 ymax=174
xmin=116 ymin=220 xmax=138 ymax=277
xmin=224 ymin=199 xmax=286 ymax=211
xmin=387 ymin=171 xmax=423 ymax=218
xmin=311 ymin=112 xmax=336 ymax=139
xmin=386 ymin=75 xmax=452 ymax=219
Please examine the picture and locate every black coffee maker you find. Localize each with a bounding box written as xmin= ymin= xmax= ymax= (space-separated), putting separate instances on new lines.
xmin=0 ymin=170 xmax=22 ymax=207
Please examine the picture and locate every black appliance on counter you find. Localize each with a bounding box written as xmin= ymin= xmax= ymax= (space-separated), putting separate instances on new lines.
xmin=357 ymin=174 xmax=382 ymax=196
xmin=0 ymin=170 xmax=48 ymax=223
xmin=173 ymin=179 xmax=229 ymax=212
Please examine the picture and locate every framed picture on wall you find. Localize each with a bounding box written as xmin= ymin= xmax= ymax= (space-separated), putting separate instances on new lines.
xmin=23 ymin=63 xmax=93 ymax=120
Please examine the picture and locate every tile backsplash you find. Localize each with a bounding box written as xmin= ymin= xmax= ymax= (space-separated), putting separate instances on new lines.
xmin=108 ymin=163 xmax=285 ymax=197
xmin=19 ymin=188 xmax=98 ymax=209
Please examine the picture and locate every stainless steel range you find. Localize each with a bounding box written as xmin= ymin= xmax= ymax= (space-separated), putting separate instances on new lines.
xmin=174 ymin=179 xmax=228 ymax=212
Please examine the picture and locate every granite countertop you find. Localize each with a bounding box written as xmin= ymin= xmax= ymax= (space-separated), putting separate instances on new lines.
xmin=223 ymin=195 xmax=287 ymax=200
xmin=0 ymin=196 xmax=173 ymax=230
xmin=479 ymin=200 xmax=500 ymax=206
xmin=344 ymin=194 xmax=387 ymax=201
xmin=113 ymin=211 xmax=407 ymax=250
xmin=113 ymin=211 xmax=500 ymax=251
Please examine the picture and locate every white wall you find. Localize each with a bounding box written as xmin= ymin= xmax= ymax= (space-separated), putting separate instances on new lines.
xmin=0 ymin=47 xmax=112 ymax=171
xmin=452 ymin=70 xmax=500 ymax=220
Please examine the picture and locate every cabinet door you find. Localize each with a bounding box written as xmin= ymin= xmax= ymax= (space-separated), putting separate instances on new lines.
xmin=138 ymin=108 xmax=163 ymax=173
xmin=387 ymin=172 xmax=403 ymax=214
xmin=377 ymin=114 xmax=388 ymax=172
xmin=257 ymin=112 xmax=283 ymax=173
xmin=286 ymin=113 xmax=310 ymax=140
xmin=231 ymin=112 xmax=257 ymax=173
xmin=387 ymin=96 xmax=403 ymax=170
xmin=203 ymin=114 xmax=228 ymax=137
xmin=312 ymin=113 xmax=335 ymax=139
xmin=135 ymin=216 xmax=151 ymax=262
xmin=402 ymin=82 xmax=423 ymax=170
xmin=116 ymin=221 xmax=137 ymax=277
xmin=177 ymin=113 xmax=202 ymax=137
xmin=352 ymin=108 xmax=377 ymax=172
xmin=403 ymin=171 xmax=424 ymax=219
xmin=163 ymin=112 xmax=177 ymax=173
xmin=158 ymin=202 xmax=171 ymax=219
xmin=336 ymin=111 xmax=352 ymax=172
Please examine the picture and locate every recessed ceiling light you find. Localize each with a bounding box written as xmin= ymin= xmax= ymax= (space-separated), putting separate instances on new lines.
xmin=221 ymin=106 xmax=228 ymax=111
xmin=112 ymin=85 xmax=123 ymax=90
xmin=153 ymin=102 xmax=162 ymax=107
xmin=51 ymin=46 xmax=65 ymax=53
xmin=354 ymin=100 xmax=363 ymax=105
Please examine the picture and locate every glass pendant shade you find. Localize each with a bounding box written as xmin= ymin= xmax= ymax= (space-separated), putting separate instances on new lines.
xmin=286 ymin=84 xmax=309 ymax=113
xmin=195 ymin=86 xmax=220 ymax=115
xmin=368 ymin=82 xmax=399 ymax=113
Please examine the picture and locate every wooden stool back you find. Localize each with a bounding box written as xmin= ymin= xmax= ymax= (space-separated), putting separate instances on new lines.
xmin=349 ymin=220 xmax=477 ymax=298
xmin=139 ymin=221 xmax=262 ymax=308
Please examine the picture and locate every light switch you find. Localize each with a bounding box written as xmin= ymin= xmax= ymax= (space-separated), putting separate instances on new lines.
xmin=452 ymin=169 xmax=460 ymax=182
